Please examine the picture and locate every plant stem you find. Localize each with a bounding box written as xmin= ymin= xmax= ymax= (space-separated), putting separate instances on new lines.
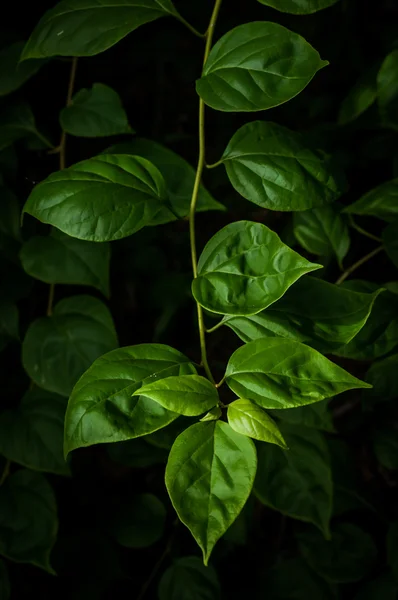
xmin=176 ymin=14 xmax=206 ymax=39
xmin=189 ymin=0 xmax=223 ymax=385
xmin=206 ymin=159 xmax=222 ymax=169
xmin=206 ymin=319 xmax=224 ymax=334
xmin=348 ymin=215 xmax=382 ymax=243
xmin=215 ymin=375 xmax=226 ymax=388
xmin=336 ymin=245 xmax=383 ymax=285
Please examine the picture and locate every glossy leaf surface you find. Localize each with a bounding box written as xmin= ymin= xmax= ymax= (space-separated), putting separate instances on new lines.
xmin=344 ymin=179 xmax=398 ymax=221
xmin=227 ymin=399 xmax=287 ymax=447
xmin=257 ymin=0 xmax=340 ymax=14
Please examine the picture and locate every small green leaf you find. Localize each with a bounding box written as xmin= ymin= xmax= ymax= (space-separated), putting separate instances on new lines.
xmin=255 ymin=424 xmax=332 ymax=535
xmin=132 ymin=374 xmax=218 ymax=416
xmin=23 ymin=154 xmax=167 ymax=242
xmin=20 ymin=229 xmax=111 ymax=295
xmin=108 ymin=493 xmax=166 ymax=548
xmin=21 ymin=0 xmax=182 ymax=59
xmin=165 ymin=421 xmax=257 ymax=564
xmin=196 ymin=22 xmax=327 ymax=112
xmin=200 ymin=406 xmax=222 ymax=422
xmin=0 ymin=470 xmax=58 ymax=573
xmin=344 ymin=179 xmax=398 ymax=221
xmin=158 ymin=556 xmax=220 ymax=600
xmin=298 ymin=524 xmax=377 ymax=583
xmin=60 ymin=83 xmax=131 ymax=137
xmin=293 ymin=205 xmax=350 ymax=268
xmin=192 ymin=220 xmax=321 ymax=316
xmin=262 ymin=558 xmax=336 ymax=600
xmin=0 ymin=103 xmax=48 ymax=152
xmin=22 ymin=295 xmax=118 ymax=396
xmin=387 ymin=522 xmax=398 ymax=581
xmin=0 ymin=42 xmax=45 ymax=97
xmin=373 ymin=427 xmax=398 ymax=470
xmin=228 ymin=399 xmax=287 ymax=447
xmin=355 ymin=574 xmax=398 ymax=600
xmin=377 ymin=50 xmax=398 ymax=130
xmin=257 ymin=0 xmax=340 ymax=15
xmin=270 ymin=400 xmax=334 ymax=433
xmin=226 ymin=337 xmax=370 ymax=410
xmin=0 ymin=389 xmax=69 ymax=475
xmin=220 ymin=121 xmax=346 ymax=211
xmin=0 ymin=559 xmax=10 ymax=600
xmin=0 ymin=301 xmax=18 ymax=352
xmin=338 ymin=68 xmax=377 ymax=125
xmin=64 ymin=344 xmax=196 ymax=455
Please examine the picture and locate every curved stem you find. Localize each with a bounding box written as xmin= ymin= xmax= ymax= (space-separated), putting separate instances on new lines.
xmin=206 ymin=319 xmax=224 ymax=334
xmin=336 ymin=245 xmax=383 ymax=285
xmin=189 ymin=0 xmax=223 ymax=385
xmin=348 ymin=215 xmax=382 ymax=243
xmin=206 ymin=159 xmax=223 ymax=170
xmin=176 ymin=14 xmax=205 ymax=39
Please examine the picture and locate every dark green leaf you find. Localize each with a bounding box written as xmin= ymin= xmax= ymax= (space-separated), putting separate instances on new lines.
xmin=227 ymin=398 xmax=287 ymax=447
xmin=220 ymin=121 xmax=346 ymax=211
xmin=196 ymin=22 xmax=327 ymax=112
xmin=262 ymin=558 xmax=336 ymax=600
xmin=0 ymin=42 xmax=45 ymax=97
xmin=270 ymin=400 xmax=334 ymax=432
xmin=64 ymin=344 xmax=196 ymax=455
xmin=22 ymin=295 xmax=118 ymax=396
xmin=0 ymin=559 xmax=10 ymax=600
xmin=0 ymin=389 xmax=69 ymax=475
xmin=192 ymin=220 xmax=320 ymax=316
xmin=344 ymin=179 xmax=398 ymax=221
xmin=0 ymin=470 xmax=58 ymax=573
xmin=366 ymin=353 xmax=398 ymax=402
xmin=377 ymin=50 xmax=398 ymax=130
xmin=354 ymin=574 xmax=398 ymax=600
xmin=23 ymin=154 xmax=167 ymax=242
xmin=0 ymin=103 xmax=48 ymax=152
xmin=165 ymin=421 xmax=257 ymax=564
xmin=22 ymin=0 xmax=182 ymax=59
xmin=338 ymin=69 xmax=377 ymax=125
xmin=257 ymin=0 xmax=340 ymax=14
xmin=146 ymin=417 xmax=194 ymax=449
xmin=60 ymin=83 xmax=131 ymax=137
xmin=388 ymin=522 xmax=398 ymax=581
xmin=108 ymin=493 xmax=166 ymax=548
xmin=20 ymin=229 xmax=111 ymax=295
xmin=373 ymin=427 xmax=398 ymax=470
xmin=158 ymin=556 xmax=220 ymax=600
xmin=298 ymin=523 xmax=377 ymax=583
xmin=255 ymin=424 xmax=332 ymax=535
xmin=0 ymin=301 xmax=18 ymax=352
xmin=226 ymin=337 xmax=370 ymax=410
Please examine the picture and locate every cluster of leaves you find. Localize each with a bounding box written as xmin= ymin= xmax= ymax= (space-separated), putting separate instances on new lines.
xmin=0 ymin=0 xmax=398 ymax=598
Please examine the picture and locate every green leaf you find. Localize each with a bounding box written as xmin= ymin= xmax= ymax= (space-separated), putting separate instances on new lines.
xmin=196 ymin=22 xmax=327 ymax=112
xmin=377 ymin=50 xmax=398 ymax=130
xmin=0 ymin=301 xmax=18 ymax=352
xmin=0 ymin=559 xmax=10 ymax=600
xmin=355 ymin=574 xmax=398 ymax=600
xmin=0 ymin=470 xmax=58 ymax=573
xmin=366 ymin=353 xmax=398 ymax=402
xmin=21 ymin=0 xmax=182 ymax=59
xmin=64 ymin=344 xmax=196 ymax=455
xmin=105 ymin=138 xmax=224 ymax=225
xmin=220 ymin=121 xmax=346 ymax=211
xmin=132 ymin=374 xmax=218 ymax=416
xmin=0 ymin=41 xmax=45 ymax=97
xmin=270 ymin=400 xmax=334 ymax=433
xmin=225 ymin=276 xmax=380 ymax=353
xmin=192 ymin=220 xmax=321 ymax=316
xmin=226 ymin=337 xmax=370 ymax=410
xmin=262 ymin=558 xmax=336 ymax=600
xmin=293 ymin=205 xmax=350 ymax=268
xmin=0 ymin=103 xmax=49 ymax=152
xmin=344 ymin=179 xmax=398 ymax=222
xmin=200 ymin=406 xmax=222 ymax=422
xmin=108 ymin=493 xmax=166 ymax=548
xmin=22 ymin=295 xmax=118 ymax=396
xmin=23 ymin=154 xmax=167 ymax=242
xmin=255 ymin=424 xmax=332 ymax=535
xmin=338 ymin=68 xmax=377 ymax=125
xmin=388 ymin=522 xmax=398 ymax=581
xmin=298 ymin=523 xmax=377 ymax=583
xmin=60 ymin=83 xmax=131 ymax=137
xmin=0 ymin=188 xmax=21 ymax=242
xmin=20 ymin=229 xmax=111 ymax=295
xmin=373 ymin=427 xmax=398 ymax=470
xmin=227 ymin=399 xmax=287 ymax=447
xmin=257 ymin=0 xmax=340 ymax=15
xmin=165 ymin=421 xmax=257 ymax=564
xmin=158 ymin=556 xmax=220 ymax=600
xmin=0 ymin=389 xmax=69 ymax=475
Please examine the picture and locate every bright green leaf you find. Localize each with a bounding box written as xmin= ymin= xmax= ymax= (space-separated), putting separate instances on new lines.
xmin=270 ymin=400 xmax=334 ymax=433
xmin=344 ymin=179 xmax=398 ymax=222
xmin=0 ymin=559 xmax=10 ymax=600
xmin=0 ymin=41 xmax=45 ymax=97
xmin=227 ymin=399 xmax=287 ymax=447
xmin=20 ymin=228 xmax=111 ymax=295
xmin=192 ymin=220 xmax=321 ymax=316
xmin=0 ymin=470 xmax=58 ymax=573
xmin=158 ymin=556 xmax=220 ymax=600
xmin=22 ymin=295 xmax=118 ymax=396
xmin=196 ymin=22 xmax=327 ymax=112
xmin=200 ymin=406 xmax=222 ymax=422
xmin=257 ymin=0 xmax=340 ymax=15
xmin=0 ymin=103 xmax=49 ymax=152
xmin=220 ymin=121 xmax=346 ymax=211
xmin=373 ymin=427 xmax=398 ymax=470
xmin=377 ymin=50 xmax=398 ymax=130
xmin=23 ymin=154 xmax=167 ymax=242
xmin=338 ymin=69 xmax=377 ymax=125
xmin=64 ymin=344 xmax=196 ymax=455
xmin=108 ymin=493 xmax=166 ymax=548
xmin=165 ymin=421 xmax=257 ymax=564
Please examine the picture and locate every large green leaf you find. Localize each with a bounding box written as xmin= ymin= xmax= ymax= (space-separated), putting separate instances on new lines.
xmin=298 ymin=524 xmax=377 ymax=583
xmin=105 ymin=138 xmax=224 ymax=225
xmin=0 ymin=103 xmax=49 ymax=152
xmin=226 ymin=337 xmax=370 ymax=410
xmin=108 ymin=493 xmax=166 ymax=548
xmin=0 ymin=470 xmax=58 ymax=573
xmin=0 ymin=559 xmax=10 ymax=600
xmin=0 ymin=301 xmax=18 ymax=352
xmin=270 ymin=400 xmax=334 ymax=433
xmin=293 ymin=205 xmax=350 ymax=268
xmin=165 ymin=421 xmax=257 ymax=564
xmin=0 ymin=389 xmax=69 ymax=475
xmin=196 ymin=22 xmax=327 ymax=112
xmin=20 ymin=229 xmax=111 ymax=295
xmin=64 ymin=344 xmax=196 ymax=455
xmin=192 ymin=221 xmax=320 ymax=316
xmin=225 ymin=276 xmax=380 ymax=352
xmin=220 ymin=121 xmax=346 ymax=211
xmin=21 ymin=0 xmax=182 ymax=59
xmin=0 ymin=42 xmax=45 ymax=97
xmin=158 ymin=557 xmax=220 ymax=600
xmin=257 ymin=0 xmax=340 ymax=14
xmin=23 ymin=154 xmax=167 ymax=242
xmin=338 ymin=69 xmax=377 ymax=125
xmin=227 ymin=399 xmax=287 ymax=447
xmin=262 ymin=558 xmax=336 ymax=600
xmin=377 ymin=50 xmax=398 ymax=130
xmin=132 ymin=375 xmax=218 ymax=416
xmin=255 ymin=424 xmax=332 ymax=535
xmin=22 ymin=295 xmax=118 ymax=396
xmin=344 ymin=179 xmax=398 ymax=222
xmin=60 ymin=83 xmax=131 ymax=137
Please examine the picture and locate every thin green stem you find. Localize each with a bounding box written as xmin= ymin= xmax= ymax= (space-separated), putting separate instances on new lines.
xmin=189 ymin=0 xmax=223 ymax=386
xmin=348 ymin=215 xmax=382 ymax=243
xmin=206 ymin=319 xmax=224 ymax=334
xmin=336 ymin=245 xmax=383 ymax=285
xmin=35 ymin=130 xmax=55 ymax=149
xmin=215 ymin=375 xmax=226 ymax=389
xmin=206 ymin=159 xmax=223 ymax=169
xmin=176 ymin=14 xmax=206 ymax=39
